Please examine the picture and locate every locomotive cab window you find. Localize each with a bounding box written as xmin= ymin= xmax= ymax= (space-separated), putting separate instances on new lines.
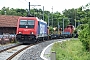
xmin=19 ymin=20 xmax=35 ymax=28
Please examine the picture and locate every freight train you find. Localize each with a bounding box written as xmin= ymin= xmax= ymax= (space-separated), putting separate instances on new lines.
xmin=16 ymin=16 xmax=78 ymax=43
xmin=16 ymin=16 xmax=48 ymax=43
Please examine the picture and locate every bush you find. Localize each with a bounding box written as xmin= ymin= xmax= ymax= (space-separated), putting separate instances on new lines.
xmin=78 ymin=24 xmax=90 ymax=51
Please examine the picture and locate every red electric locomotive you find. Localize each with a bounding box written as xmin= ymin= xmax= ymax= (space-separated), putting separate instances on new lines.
xmin=61 ymin=24 xmax=78 ymax=38
xmin=16 ymin=16 xmax=48 ymax=43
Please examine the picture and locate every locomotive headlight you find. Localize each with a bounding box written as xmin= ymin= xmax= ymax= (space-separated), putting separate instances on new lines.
xmin=19 ymin=32 xmax=22 ymax=34
xmin=31 ymin=32 xmax=34 ymax=34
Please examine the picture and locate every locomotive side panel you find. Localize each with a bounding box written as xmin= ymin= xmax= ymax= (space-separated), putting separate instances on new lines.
xmin=37 ymin=20 xmax=47 ymax=37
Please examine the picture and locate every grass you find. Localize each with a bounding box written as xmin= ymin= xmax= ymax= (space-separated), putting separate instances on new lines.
xmin=51 ymin=39 xmax=90 ymax=60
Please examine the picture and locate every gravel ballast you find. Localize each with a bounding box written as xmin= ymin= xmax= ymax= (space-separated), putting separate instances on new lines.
xmin=18 ymin=39 xmax=67 ymax=60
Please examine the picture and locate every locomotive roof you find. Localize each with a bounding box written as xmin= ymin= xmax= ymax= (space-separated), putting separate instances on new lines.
xmin=19 ymin=17 xmax=47 ymax=24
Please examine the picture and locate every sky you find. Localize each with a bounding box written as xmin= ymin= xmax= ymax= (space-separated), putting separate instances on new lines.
xmin=0 ymin=0 xmax=90 ymax=13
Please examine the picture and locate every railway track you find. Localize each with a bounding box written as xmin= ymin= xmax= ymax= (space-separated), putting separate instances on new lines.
xmin=0 ymin=44 xmax=21 ymax=53
xmin=0 ymin=38 xmax=50 ymax=60
xmin=0 ymin=38 xmax=74 ymax=60
xmin=0 ymin=44 xmax=33 ymax=60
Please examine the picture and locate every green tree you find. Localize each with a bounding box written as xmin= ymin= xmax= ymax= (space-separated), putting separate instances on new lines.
xmin=78 ymin=3 xmax=90 ymax=51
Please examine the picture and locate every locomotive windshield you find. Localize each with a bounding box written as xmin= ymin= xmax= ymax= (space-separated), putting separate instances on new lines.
xmin=19 ymin=20 xmax=35 ymax=28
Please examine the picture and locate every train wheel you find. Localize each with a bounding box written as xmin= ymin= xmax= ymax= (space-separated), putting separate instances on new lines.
xmin=31 ymin=38 xmax=37 ymax=44
xmin=62 ymin=36 xmax=65 ymax=39
xmin=44 ymin=36 xmax=48 ymax=40
xmin=42 ymin=37 xmax=45 ymax=41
